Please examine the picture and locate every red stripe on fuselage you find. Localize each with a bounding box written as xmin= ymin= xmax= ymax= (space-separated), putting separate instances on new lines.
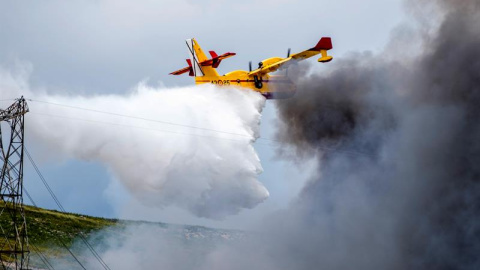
xmin=196 ymin=80 xmax=292 ymax=84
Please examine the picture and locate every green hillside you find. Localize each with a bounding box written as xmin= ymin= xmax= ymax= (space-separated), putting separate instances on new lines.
xmin=0 ymin=204 xmax=243 ymax=269
xmin=23 ymin=205 xmax=118 ymax=249
xmin=0 ymin=204 xmax=118 ymax=256
xmin=0 ymin=204 xmax=117 ymax=268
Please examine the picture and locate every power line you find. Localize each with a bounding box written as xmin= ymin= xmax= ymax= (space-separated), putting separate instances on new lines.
xmin=29 ymin=99 xmax=253 ymax=139
xmin=29 ymin=112 xmax=255 ymax=144
xmin=25 ymin=148 xmax=112 ymax=270
xmin=30 ymin=243 xmax=56 ymax=270
xmin=25 ymin=148 xmax=110 ymax=270
xmin=28 ymin=98 xmax=370 ymax=154
xmin=24 ymin=188 xmax=85 ymax=270
xmin=29 ymin=111 xmax=370 ymax=157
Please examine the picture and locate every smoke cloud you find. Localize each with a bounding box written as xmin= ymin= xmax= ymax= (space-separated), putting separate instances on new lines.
xmin=269 ymin=0 xmax=480 ymax=269
xmin=0 ymin=68 xmax=268 ymax=219
xmin=69 ymin=0 xmax=479 ymax=269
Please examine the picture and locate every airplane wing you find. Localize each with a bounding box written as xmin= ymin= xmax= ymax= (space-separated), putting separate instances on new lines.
xmin=248 ymin=37 xmax=333 ymax=76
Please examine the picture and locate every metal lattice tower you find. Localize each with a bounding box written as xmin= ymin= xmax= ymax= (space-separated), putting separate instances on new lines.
xmin=0 ymin=97 xmax=30 ymax=270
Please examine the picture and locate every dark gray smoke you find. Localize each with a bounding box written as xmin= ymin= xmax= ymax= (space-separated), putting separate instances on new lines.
xmin=271 ymin=0 xmax=480 ymax=269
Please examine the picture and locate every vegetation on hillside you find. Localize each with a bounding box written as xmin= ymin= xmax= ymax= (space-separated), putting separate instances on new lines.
xmin=0 ymin=204 xmax=243 ymax=269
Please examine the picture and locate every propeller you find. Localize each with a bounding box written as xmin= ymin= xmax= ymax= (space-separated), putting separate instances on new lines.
xmin=249 ymin=61 xmax=252 ymax=72
xmin=286 ymin=48 xmax=292 ymax=77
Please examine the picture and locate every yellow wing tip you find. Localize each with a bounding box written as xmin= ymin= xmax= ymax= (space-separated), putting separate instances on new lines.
xmin=318 ymin=56 xmax=333 ymax=63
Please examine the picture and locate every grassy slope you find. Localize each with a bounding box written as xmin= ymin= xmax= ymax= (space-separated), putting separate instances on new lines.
xmin=0 ymin=204 xmax=243 ymax=268
xmin=0 ymin=204 xmax=119 ymax=267
xmin=23 ymin=204 xmax=119 ymax=249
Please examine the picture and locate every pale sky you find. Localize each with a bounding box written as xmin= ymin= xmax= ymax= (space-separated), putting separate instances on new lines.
xmin=0 ymin=0 xmax=406 ymax=229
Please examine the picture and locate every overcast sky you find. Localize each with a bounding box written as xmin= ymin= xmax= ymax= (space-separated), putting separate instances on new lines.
xmin=0 ymin=0 xmax=406 ymax=229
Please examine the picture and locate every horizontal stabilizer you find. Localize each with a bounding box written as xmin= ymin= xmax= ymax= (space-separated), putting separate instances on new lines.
xmin=170 ymin=50 xmax=236 ymax=75
xmin=170 ymin=59 xmax=194 ymax=76
xmin=170 ymin=66 xmax=190 ymax=75
xmin=201 ymin=52 xmax=236 ymax=68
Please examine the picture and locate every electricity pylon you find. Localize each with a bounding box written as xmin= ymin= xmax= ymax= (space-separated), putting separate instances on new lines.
xmin=0 ymin=97 xmax=30 ymax=269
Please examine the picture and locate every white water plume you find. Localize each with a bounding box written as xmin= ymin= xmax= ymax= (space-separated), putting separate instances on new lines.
xmin=0 ymin=66 xmax=268 ymax=219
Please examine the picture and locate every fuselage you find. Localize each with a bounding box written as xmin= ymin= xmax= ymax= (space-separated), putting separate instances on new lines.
xmin=195 ymin=72 xmax=296 ymax=99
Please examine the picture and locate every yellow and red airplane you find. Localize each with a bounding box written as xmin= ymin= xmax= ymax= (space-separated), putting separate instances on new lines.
xmin=170 ymin=37 xmax=333 ymax=99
